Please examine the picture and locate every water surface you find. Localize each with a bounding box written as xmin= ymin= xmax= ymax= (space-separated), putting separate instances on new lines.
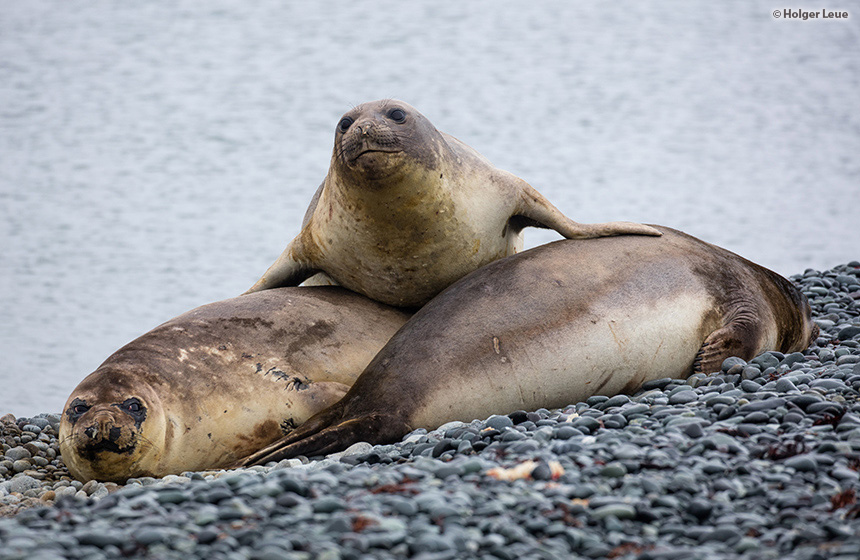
xmin=1 ymin=1 xmax=858 ymax=415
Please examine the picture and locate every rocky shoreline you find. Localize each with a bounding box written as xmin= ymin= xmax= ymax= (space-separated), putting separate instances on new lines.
xmin=1 ymin=262 xmax=859 ymax=559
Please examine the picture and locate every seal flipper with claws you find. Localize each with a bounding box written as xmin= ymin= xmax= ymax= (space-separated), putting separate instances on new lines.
xmin=238 ymin=402 xmax=410 ymax=466
xmin=246 ymin=99 xmax=660 ymax=307
xmin=235 ymin=226 xmax=817 ymax=466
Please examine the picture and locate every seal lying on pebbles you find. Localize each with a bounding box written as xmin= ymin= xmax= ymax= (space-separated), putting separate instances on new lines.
xmin=245 ymin=99 xmax=660 ymax=307
xmin=238 ymin=226 xmax=818 ymax=465
xmin=58 ymin=287 xmax=411 ymax=482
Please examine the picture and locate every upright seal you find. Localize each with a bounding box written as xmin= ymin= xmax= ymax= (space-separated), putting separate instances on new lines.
xmin=246 ymin=99 xmax=660 ymax=307
xmin=237 ymin=226 xmax=818 ymax=465
xmin=59 ymin=287 xmax=411 ymax=482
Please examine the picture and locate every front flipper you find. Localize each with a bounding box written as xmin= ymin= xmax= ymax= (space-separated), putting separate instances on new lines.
xmin=232 ymin=402 xmax=409 ymax=467
xmin=514 ymin=182 xmax=662 ymax=238
xmin=693 ymin=318 xmax=763 ymax=374
xmin=244 ymin=237 xmax=316 ymax=294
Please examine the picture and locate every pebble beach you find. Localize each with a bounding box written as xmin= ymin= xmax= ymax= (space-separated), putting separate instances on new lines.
xmin=1 ymin=262 xmax=859 ymax=560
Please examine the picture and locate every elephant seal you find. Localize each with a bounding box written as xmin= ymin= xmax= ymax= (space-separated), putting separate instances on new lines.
xmin=246 ymin=99 xmax=661 ymax=307
xmin=59 ymin=287 xmax=411 ymax=482
xmin=237 ymin=226 xmax=817 ymax=465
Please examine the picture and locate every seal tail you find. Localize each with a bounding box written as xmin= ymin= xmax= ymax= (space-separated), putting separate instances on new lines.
xmin=232 ymin=404 xmax=408 ymax=467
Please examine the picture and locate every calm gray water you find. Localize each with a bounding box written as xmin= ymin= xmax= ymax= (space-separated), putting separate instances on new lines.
xmin=1 ymin=1 xmax=858 ymax=416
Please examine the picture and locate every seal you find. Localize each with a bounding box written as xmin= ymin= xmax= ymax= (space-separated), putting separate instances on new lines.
xmin=58 ymin=287 xmax=411 ymax=482
xmin=245 ymin=99 xmax=661 ymax=306
xmin=237 ymin=226 xmax=817 ymax=465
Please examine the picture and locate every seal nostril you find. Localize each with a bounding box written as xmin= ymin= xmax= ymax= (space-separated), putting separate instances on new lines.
xmin=84 ymin=426 xmax=96 ymax=439
xmin=109 ymin=427 xmax=122 ymax=442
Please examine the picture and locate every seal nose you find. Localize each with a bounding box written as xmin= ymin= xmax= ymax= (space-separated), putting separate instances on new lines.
xmin=84 ymin=412 xmax=115 ymax=442
xmin=354 ymin=119 xmax=380 ymax=137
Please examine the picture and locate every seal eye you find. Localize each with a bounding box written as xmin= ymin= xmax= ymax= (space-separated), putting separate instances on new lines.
xmin=388 ymin=108 xmax=406 ymax=123
xmin=338 ymin=117 xmax=354 ymax=133
xmin=65 ymin=398 xmax=90 ymax=425
xmin=115 ymin=397 xmax=147 ymax=426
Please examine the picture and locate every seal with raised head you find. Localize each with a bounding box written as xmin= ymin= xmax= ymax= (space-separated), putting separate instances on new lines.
xmin=59 ymin=287 xmax=411 ymax=482
xmin=245 ymin=99 xmax=661 ymax=307
xmin=237 ymin=226 xmax=818 ymax=465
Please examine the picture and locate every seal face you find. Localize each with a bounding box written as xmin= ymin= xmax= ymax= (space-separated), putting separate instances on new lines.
xmin=237 ymin=226 xmax=818 ymax=465
xmin=58 ymin=287 xmax=411 ymax=482
xmin=246 ymin=99 xmax=661 ymax=307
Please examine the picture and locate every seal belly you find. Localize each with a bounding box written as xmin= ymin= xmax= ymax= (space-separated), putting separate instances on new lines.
xmin=408 ymin=291 xmax=717 ymax=429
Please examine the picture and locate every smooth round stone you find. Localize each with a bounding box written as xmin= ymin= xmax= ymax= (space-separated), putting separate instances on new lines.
xmin=700 ymin=526 xmax=742 ymax=544
xmin=1 ymin=475 xmax=41 ymax=494
xmin=831 ymin=467 xmax=860 ymax=481
xmin=810 ymin=378 xmax=848 ymax=391
xmin=775 ymin=378 xmax=799 ymax=393
xmin=784 ymin=455 xmax=818 ymax=472
xmin=134 ymin=528 xmax=175 ymax=546
xmin=740 ymin=380 xmax=762 ymax=392
xmin=312 ymin=497 xmax=346 ymax=513
xmin=722 ymin=357 xmax=747 ymax=371
xmin=75 ymin=531 xmax=126 ymax=548
xmin=751 ymin=353 xmax=781 ymax=370
xmin=738 ymin=398 xmax=786 ymax=413
xmin=572 ymin=417 xmax=600 ymax=432
xmin=410 ymin=534 xmax=455 ymax=554
xmin=620 ymin=403 xmax=651 ymax=417
xmin=591 ymin=503 xmax=636 ymax=520
xmin=807 ymin=402 xmax=845 ymax=415
xmin=743 ymin=411 xmax=770 ymax=424
xmin=681 ymin=422 xmax=704 ymax=438
xmin=12 ymin=460 xmax=31 ymax=473
xmin=600 ymin=462 xmax=628 ymax=478
xmin=5 ymin=447 xmax=31 ymax=461
xmin=553 ymin=425 xmax=581 ymax=440
xmin=603 ymin=395 xmax=631 ymax=408
xmin=500 ymin=429 xmax=526 ymax=442
xmin=787 ymin=394 xmax=824 ymax=409
xmin=613 ymin=444 xmax=643 ymax=461
xmin=704 ymin=395 xmax=736 ymax=406
xmin=155 ymin=489 xmax=188 ymax=504
xmin=641 ymin=378 xmax=676 ymax=391
xmin=669 ymin=391 xmax=697 ymax=405
xmin=701 ymin=461 xmax=727 ymax=475
xmin=485 ymin=415 xmax=514 ymax=431
xmin=686 ymin=498 xmax=713 ymax=520
xmin=780 ymin=352 xmax=807 ymax=367
xmin=838 ymin=326 xmax=860 ymax=341
xmin=601 ymin=414 xmax=627 ymax=429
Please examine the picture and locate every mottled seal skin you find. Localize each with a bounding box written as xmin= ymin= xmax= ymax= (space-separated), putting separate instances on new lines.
xmin=246 ymin=99 xmax=660 ymax=307
xmin=58 ymin=287 xmax=411 ymax=482
xmin=238 ymin=226 xmax=817 ymax=465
